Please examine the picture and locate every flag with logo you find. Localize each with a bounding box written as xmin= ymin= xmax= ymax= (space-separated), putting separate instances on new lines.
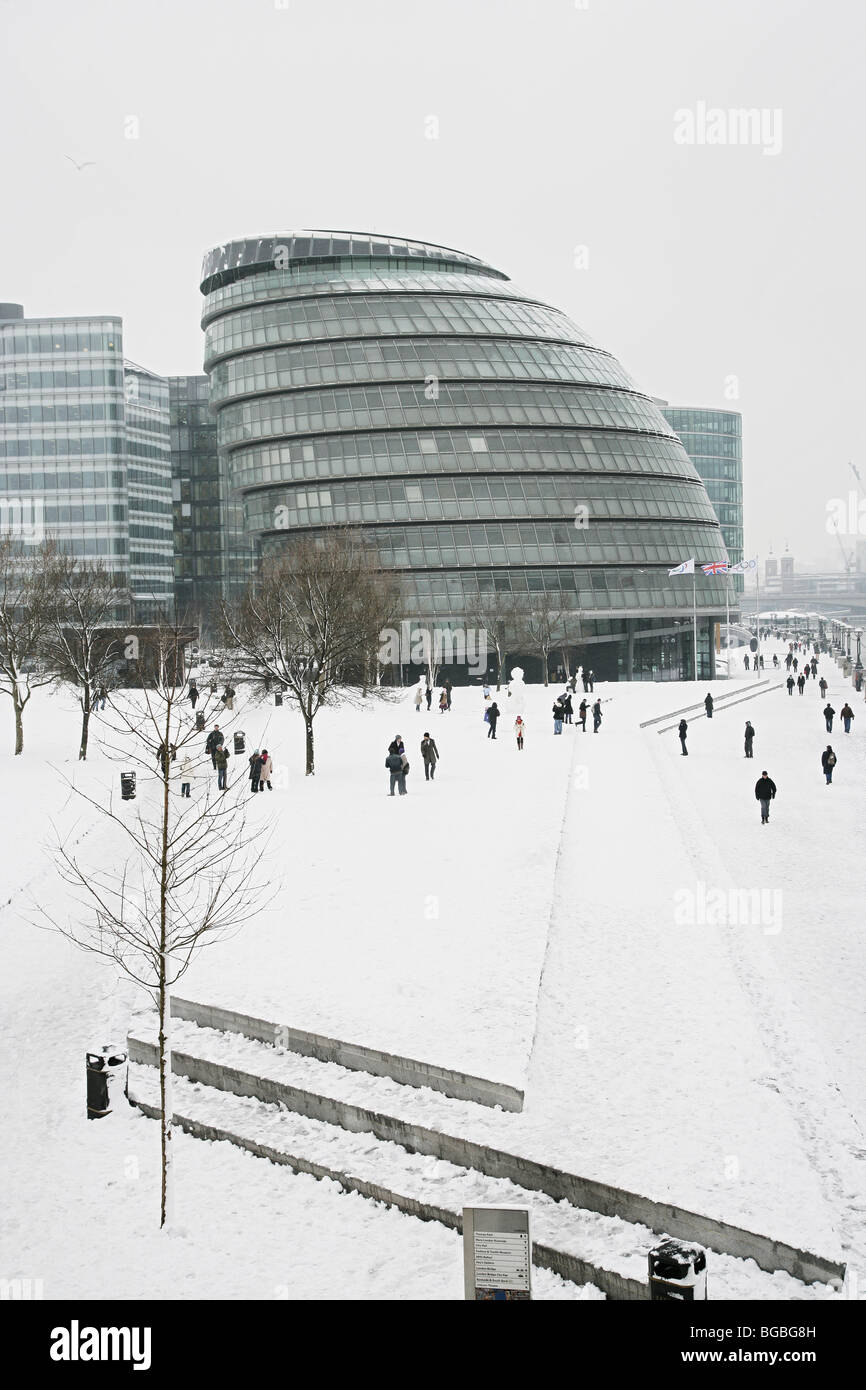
xmin=668 ymin=558 xmax=695 ymax=576
xmin=728 ymin=557 xmax=758 ymax=574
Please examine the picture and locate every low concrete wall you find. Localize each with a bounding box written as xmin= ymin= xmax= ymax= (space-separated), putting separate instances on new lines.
xmin=170 ymin=995 xmax=524 ymax=1113
xmin=131 ymin=1092 xmax=646 ymax=1300
xmin=128 ymin=1035 xmax=844 ymax=1287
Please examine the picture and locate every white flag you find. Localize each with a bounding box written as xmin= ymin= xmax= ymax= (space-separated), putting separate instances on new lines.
xmin=728 ymin=557 xmax=758 ymax=574
xmin=668 ymin=557 xmax=695 ymax=576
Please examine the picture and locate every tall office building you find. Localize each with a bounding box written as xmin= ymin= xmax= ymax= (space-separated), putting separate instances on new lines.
xmin=200 ymin=232 xmax=731 ymax=679
xmin=659 ymin=404 xmax=744 ymax=582
xmin=169 ymin=374 xmax=249 ymax=636
xmin=0 ymin=303 xmax=173 ymax=621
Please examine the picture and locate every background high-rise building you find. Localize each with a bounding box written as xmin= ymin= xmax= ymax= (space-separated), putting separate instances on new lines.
xmin=0 ymin=303 xmax=173 ymax=622
xmin=659 ymin=404 xmax=744 ymax=588
xmin=200 ymin=231 xmax=731 ymax=680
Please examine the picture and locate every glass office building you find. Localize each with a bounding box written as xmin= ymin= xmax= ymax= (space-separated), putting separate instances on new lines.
xmin=0 ymin=303 xmax=173 ymax=623
xmin=169 ymin=374 xmax=249 ymax=637
xmin=200 ymin=233 xmax=731 ymax=679
xmin=660 ymin=404 xmax=744 ymax=589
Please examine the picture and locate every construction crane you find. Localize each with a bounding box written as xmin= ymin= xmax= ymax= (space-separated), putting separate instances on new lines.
xmin=850 ymin=460 xmax=865 ymax=498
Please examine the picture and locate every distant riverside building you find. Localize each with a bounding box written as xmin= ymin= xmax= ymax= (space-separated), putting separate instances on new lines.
xmin=659 ymin=403 xmax=744 ymax=586
xmin=0 ymin=303 xmax=173 ymax=622
xmin=168 ymin=374 xmax=249 ymax=638
xmin=200 ymin=232 xmax=730 ymax=679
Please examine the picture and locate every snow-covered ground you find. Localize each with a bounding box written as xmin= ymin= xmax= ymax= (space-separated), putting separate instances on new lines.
xmin=1 ymin=645 xmax=864 ymax=1298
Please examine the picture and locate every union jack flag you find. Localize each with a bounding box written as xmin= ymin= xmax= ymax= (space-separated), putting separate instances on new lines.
xmin=701 ymin=561 xmax=729 ymax=575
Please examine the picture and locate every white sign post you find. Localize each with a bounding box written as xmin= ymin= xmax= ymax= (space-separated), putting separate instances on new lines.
xmin=463 ymin=1206 xmax=532 ymax=1301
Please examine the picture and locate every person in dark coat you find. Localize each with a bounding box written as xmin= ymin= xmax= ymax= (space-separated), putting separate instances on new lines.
xmin=797 ymin=674 xmax=806 ymax=695
xmin=420 ymin=733 xmax=439 ymax=780
xmin=823 ymin=703 xmax=835 ymax=732
xmin=581 ymin=669 xmax=589 ymax=693
xmin=562 ymin=693 xmax=573 ymax=724
xmin=704 ymin=693 xmax=714 ymax=719
xmin=786 ymin=675 xmax=795 ymax=696
xmin=552 ymin=698 xmax=564 ymax=735
xmin=678 ymin=718 xmax=688 ymax=755
xmin=744 ymin=653 xmax=750 ymax=670
xmin=759 ymin=654 xmax=764 ymax=669
xmin=385 ymin=749 xmax=406 ymax=796
xmin=810 ymin=657 xmax=818 ymax=676
xmin=578 ymin=699 xmax=588 ymax=731
xmin=205 ymin=725 xmax=224 ymax=768
xmin=487 ymin=702 xmax=500 ymax=739
xmin=248 ymin=749 xmax=262 ymax=793
xmin=744 ymin=720 xmax=755 ymax=758
xmin=840 ymin=703 xmax=854 ymax=734
xmin=188 ymin=681 xmax=199 ymax=708
xmin=214 ymin=744 xmax=230 ymax=790
xmin=772 ymin=654 xmax=779 ymax=668
xmin=444 ymin=679 xmax=453 ymax=709
xmin=793 ymin=657 xmax=798 ymax=672
xmin=592 ymin=698 xmax=602 ymax=732
xmin=785 ymin=652 xmax=792 ymax=670
xmin=819 ymin=677 xmax=828 ymax=698
xmin=821 ymin=746 xmax=837 ymax=783
xmin=98 ymin=684 xmax=108 ymax=710
xmin=587 ymin=669 xmax=595 ymax=692
xmin=425 ymin=683 xmax=432 ymax=711
xmin=755 ymin=771 xmax=776 ymax=824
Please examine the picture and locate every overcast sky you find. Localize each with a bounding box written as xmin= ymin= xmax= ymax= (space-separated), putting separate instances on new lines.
xmin=1 ymin=0 xmax=863 ymax=567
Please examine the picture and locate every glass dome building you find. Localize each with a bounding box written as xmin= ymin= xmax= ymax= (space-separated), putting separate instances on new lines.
xmin=200 ymin=231 xmax=731 ymax=679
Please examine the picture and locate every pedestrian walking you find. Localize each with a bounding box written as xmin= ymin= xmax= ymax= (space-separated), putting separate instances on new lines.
xmin=578 ymin=699 xmax=588 ymax=731
xmin=772 ymin=654 xmax=779 ymax=668
xmin=385 ymin=749 xmax=406 ymax=796
xmin=258 ymin=750 xmax=273 ymax=790
xmin=592 ymin=698 xmax=602 ymax=732
xmin=514 ymin=715 xmax=525 ymax=750
xmin=821 ymin=746 xmax=837 ymax=784
xmin=759 ymin=654 xmax=765 ymax=669
xmin=810 ymin=658 xmax=818 ymax=677
xmin=439 ymin=689 xmax=448 ymax=714
xmin=215 ymin=744 xmax=230 ymax=791
xmin=388 ymin=735 xmax=405 ymax=756
xmin=793 ymin=657 xmax=798 ymax=672
xmin=97 ymin=684 xmax=108 ymax=711
xmin=487 ymin=701 xmax=500 ymax=739
xmin=823 ymin=703 xmax=835 ymax=732
xmin=819 ymin=677 xmax=828 ymax=698
xmin=840 ymin=702 xmax=854 ymax=734
xmin=414 ymin=685 xmax=423 ymax=714
xmin=248 ymin=748 xmax=262 ymax=792
xmin=755 ymin=770 xmax=776 ymax=824
xmin=188 ymin=681 xmax=199 ymax=709
xmin=797 ymin=674 xmax=806 ymax=695
xmin=205 ymin=724 xmax=224 ymax=768
xmin=179 ymin=754 xmax=194 ymax=797
xmin=425 ymin=683 xmax=432 ymax=711
xmin=744 ymin=720 xmax=755 ymax=758
xmin=744 ymin=653 xmax=750 ymax=670
xmin=704 ymin=693 xmax=714 ymax=719
xmin=678 ymin=718 xmax=688 ymax=755
xmin=786 ymin=675 xmax=795 ymax=696
xmin=445 ymin=679 xmax=453 ymax=710
xmin=420 ymin=732 xmax=439 ymax=780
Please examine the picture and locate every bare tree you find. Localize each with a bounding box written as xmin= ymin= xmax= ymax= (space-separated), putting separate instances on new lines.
xmin=523 ymin=595 xmax=561 ymax=687
xmin=222 ymin=530 xmax=397 ymax=775
xmin=0 ymin=534 xmax=54 ymax=754
xmin=466 ymin=582 xmax=523 ymax=690
xmin=41 ymin=545 xmax=131 ymax=760
xmin=38 ymin=619 xmax=267 ymax=1228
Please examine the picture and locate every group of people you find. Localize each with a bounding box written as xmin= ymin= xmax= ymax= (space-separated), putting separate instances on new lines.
xmin=552 ymin=691 xmax=602 ymax=734
xmin=385 ymin=732 xmax=439 ymax=795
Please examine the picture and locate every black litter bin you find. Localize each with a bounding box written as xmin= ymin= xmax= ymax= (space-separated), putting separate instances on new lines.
xmin=233 ymin=731 xmax=245 ymax=754
xmin=275 ymin=692 xmax=283 ymax=707
xmin=120 ymin=771 xmax=136 ymax=800
xmin=648 ymin=1238 xmax=707 ymax=1300
xmin=86 ymin=1046 xmax=128 ymax=1119
xmin=195 ymin=710 xmax=205 ymax=731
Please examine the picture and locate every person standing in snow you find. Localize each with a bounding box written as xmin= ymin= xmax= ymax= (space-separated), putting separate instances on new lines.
xmin=97 ymin=684 xmax=108 ymax=711
xmin=578 ymin=699 xmax=588 ymax=732
xmin=487 ymin=701 xmax=500 ymax=739
xmin=678 ymin=718 xmax=688 ymax=755
xmin=258 ymin=750 xmax=273 ymax=790
xmin=797 ymin=673 xmax=806 ymax=695
xmin=188 ymin=681 xmax=199 ymax=709
xmin=581 ymin=667 xmax=589 ymax=693
xmin=206 ymin=725 xmax=224 ymax=768
xmin=552 ymin=697 xmax=564 ymax=735
xmin=420 ymin=732 xmax=439 ymax=780
xmin=439 ymin=689 xmax=448 ymax=714
xmin=214 ymin=744 xmax=230 ymax=791
xmin=704 ymin=693 xmax=714 ymax=719
xmin=587 ymin=669 xmax=595 ymax=692
xmin=755 ymin=770 xmax=776 ymax=824
xmin=592 ymin=698 xmax=602 ymax=732
xmin=514 ymin=715 xmax=525 ymax=750
xmin=786 ymin=675 xmax=795 ymax=696
xmin=772 ymin=654 xmax=779 ymax=668
xmin=822 ymin=746 xmax=837 ymax=784
xmin=793 ymin=657 xmax=798 ymax=672
xmin=179 ymin=754 xmax=194 ymax=797
xmin=819 ymin=676 xmax=828 ymax=698
xmin=744 ymin=721 xmax=755 ymax=758
xmin=840 ymin=702 xmax=854 ymax=734
xmin=744 ymin=653 xmax=750 ymax=670
xmin=562 ymin=692 xmax=573 ymax=725
xmin=811 ymin=657 xmax=818 ymax=677
xmin=248 ymin=748 xmax=262 ymax=793
xmin=385 ymin=748 xmax=406 ymax=796
xmin=425 ymin=682 xmax=432 ymax=711
xmin=388 ymin=735 xmax=405 ymax=756
xmin=444 ymin=679 xmax=453 ymax=710
xmin=823 ymin=703 xmax=835 ymax=732
xmin=414 ymin=685 xmax=423 ymax=714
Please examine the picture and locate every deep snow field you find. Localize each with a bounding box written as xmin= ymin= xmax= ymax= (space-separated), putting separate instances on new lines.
xmin=1 ymin=643 xmax=864 ymax=1299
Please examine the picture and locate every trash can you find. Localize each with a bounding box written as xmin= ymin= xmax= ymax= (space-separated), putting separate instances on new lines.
xmin=120 ymin=771 xmax=136 ymax=801
xmin=195 ymin=710 xmax=205 ymax=732
xmin=233 ymin=731 xmax=245 ymax=754
xmin=86 ymin=1046 xmax=128 ymax=1120
xmin=275 ymin=692 xmax=283 ymax=706
xmin=648 ymin=1238 xmax=707 ymax=1300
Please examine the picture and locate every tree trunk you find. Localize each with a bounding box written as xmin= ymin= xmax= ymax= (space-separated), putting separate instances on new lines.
xmin=13 ymin=693 xmax=24 ymax=755
xmin=305 ymin=717 xmax=315 ymax=775
xmin=157 ymin=973 xmax=174 ymax=1230
xmin=79 ymin=687 xmax=91 ymax=760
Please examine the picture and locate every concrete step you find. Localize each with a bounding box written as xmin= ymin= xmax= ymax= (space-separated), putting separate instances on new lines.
xmin=127 ymin=1014 xmax=844 ymax=1294
xmin=128 ymin=1064 xmax=828 ymax=1301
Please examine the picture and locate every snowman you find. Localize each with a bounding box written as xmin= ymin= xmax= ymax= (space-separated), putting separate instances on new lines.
xmin=507 ymin=666 xmax=527 ymax=716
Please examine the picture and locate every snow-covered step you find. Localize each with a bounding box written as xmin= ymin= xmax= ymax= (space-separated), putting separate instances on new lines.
xmin=128 ymin=1065 xmax=836 ymax=1301
xmin=127 ymin=1015 xmax=846 ymax=1289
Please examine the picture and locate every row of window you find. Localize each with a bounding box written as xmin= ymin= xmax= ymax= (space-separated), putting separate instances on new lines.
xmin=0 ymin=367 xmax=125 ymax=392
xmin=204 ymin=291 xmax=582 ymax=362
xmin=202 ymin=267 xmax=519 ymax=320
xmin=0 ymin=401 xmax=124 ymax=426
xmin=0 ymin=433 xmax=127 ymax=457
xmin=209 ymin=338 xmax=631 ymax=402
xmin=38 ymin=504 xmax=126 ymax=524
xmin=254 ymin=494 xmax=717 ymax=531
xmin=0 ymin=327 xmax=121 ymax=356
xmin=217 ymin=383 xmax=667 ymax=446
xmin=663 ymin=411 xmax=742 ymax=436
xmin=0 ymin=469 xmax=125 ymax=491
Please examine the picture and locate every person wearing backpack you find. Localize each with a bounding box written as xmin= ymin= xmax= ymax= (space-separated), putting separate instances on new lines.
xmin=840 ymin=703 xmax=854 ymax=734
xmin=821 ymin=746 xmax=837 ymax=784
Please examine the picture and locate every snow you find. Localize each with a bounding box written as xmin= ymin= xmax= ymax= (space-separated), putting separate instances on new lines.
xmin=2 ymin=646 xmax=864 ymax=1298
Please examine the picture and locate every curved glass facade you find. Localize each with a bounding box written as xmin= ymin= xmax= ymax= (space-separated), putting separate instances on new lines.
xmin=201 ymin=231 xmax=730 ymax=678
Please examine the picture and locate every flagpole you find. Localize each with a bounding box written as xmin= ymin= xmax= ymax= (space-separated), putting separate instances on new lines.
xmin=725 ymin=572 xmax=730 ymax=678
xmin=693 ymin=570 xmax=698 ymax=681
xmin=755 ymin=557 xmax=761 ymax=677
